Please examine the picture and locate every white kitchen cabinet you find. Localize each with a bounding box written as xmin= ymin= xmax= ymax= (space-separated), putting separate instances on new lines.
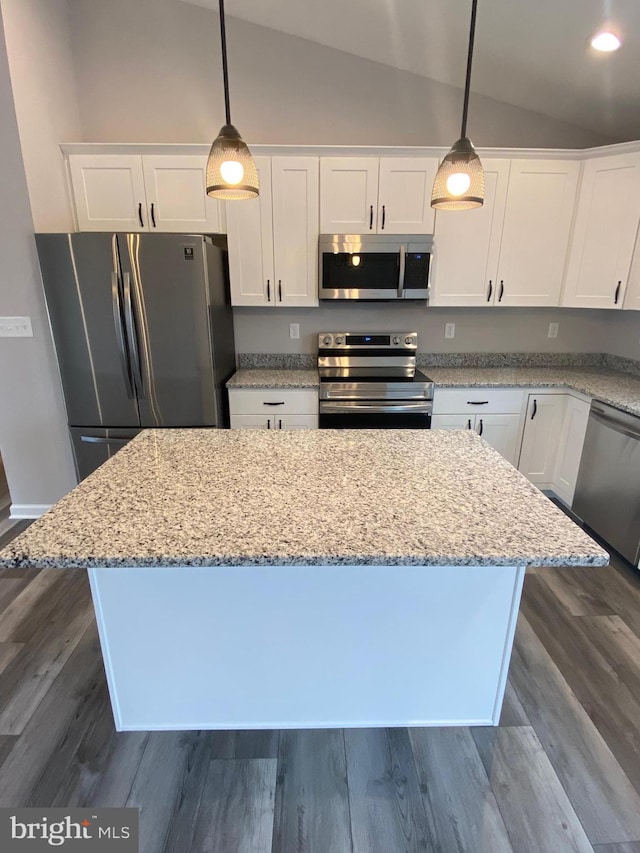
xmin=553 ymin=396 xmax=590 ymax=506
xmin=430 ymin=160 xmax=510 ymax=306
xmin=432 ymin=412 xmax=521 ymax=466
xmin=624 ymin=228 xmax=640 ymax=310
xmin=320 ymin=157 xmax=438 ymax=234
xmin=517 ymin=394 xmax=567 ymax=488
xmin=227 ymin=156 xmax=319 ymax=307
xmin=431 ymin=388 xmax=524 ymax=466
xmin=69 ymin=154 xmax=224 ymax=233
xmin=228 ymin=387 xmax=318 ymax=429
xmin=563 ymin=153 xmax=640 ymax=309
xmin=430 ymin=159 xmax=579 ymax=308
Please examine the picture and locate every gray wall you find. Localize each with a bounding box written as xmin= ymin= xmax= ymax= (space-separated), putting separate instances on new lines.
xmin=0 ymin=6 xmax=77 ymax=511
xmin=68 ymin=0 xmax=611 ymax=149
xmin=233 ymin=305 xmax=613 ymax=355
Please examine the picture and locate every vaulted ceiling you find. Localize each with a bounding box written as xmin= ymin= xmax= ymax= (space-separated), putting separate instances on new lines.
xmin=181 ymin=0 xmax=640 ymax=141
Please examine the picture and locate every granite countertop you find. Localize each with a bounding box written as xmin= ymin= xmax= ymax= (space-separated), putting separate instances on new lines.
xmin=426 ymin=367 xmax=640 ymax=417
xmin=227 ymin=369 xmax=319 ymax=389
xmin=0 ymin=429 xmax=607 ymax=570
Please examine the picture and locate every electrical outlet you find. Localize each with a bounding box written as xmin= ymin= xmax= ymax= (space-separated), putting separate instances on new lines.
xmin=0 ymin=316 xmax=33 ymax=337
xmin=548 ymin=322 xmax=559 ymax=339
xmin=289 ymin=323 xmax=300 ymax=340
xmin=445 ymin=323 xmax=456 ymax=339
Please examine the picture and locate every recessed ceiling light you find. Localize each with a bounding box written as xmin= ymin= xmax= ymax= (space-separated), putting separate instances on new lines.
xmin=590 ymin=31 xmax=622 ymax=52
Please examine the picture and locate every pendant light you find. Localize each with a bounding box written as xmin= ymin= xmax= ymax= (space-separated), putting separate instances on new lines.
xmin=206 ymin=0 xmax=258 ymax=200
xmin=431 ymin=0 xmax=484 ymax=210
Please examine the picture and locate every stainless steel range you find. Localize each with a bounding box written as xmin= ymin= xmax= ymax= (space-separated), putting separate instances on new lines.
xmin=318 ymin=332 xmax=434 ymax=428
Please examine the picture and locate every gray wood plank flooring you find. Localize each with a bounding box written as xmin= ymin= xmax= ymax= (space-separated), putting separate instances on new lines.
xmin=0 ymin=518 xmax=639 ymax=850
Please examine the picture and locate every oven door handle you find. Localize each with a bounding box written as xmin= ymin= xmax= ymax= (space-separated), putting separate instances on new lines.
xmin=320 ymin=401 xmax=433 ymax=414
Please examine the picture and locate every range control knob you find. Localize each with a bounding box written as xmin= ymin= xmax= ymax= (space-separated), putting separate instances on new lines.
xmin=392 ymin=336 xmax=401 ymax=345
xmin=335 ymin=335 xmax=345 ymax=345
xmin=405 ymin=335 xmax=414 ymax=346
xmin=322 ymin=335 xmax=332 ymax=345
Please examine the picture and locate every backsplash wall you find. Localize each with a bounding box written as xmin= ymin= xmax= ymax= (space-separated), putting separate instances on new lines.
xmin=233 ymin=305 xmax=618 ymax=355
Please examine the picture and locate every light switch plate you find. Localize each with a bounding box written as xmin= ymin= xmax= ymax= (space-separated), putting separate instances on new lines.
xmin=548 ymin=322 xmax=559 ymax=339
xmin=0 ymin=316 xmax=33 ymax=337
xmin=445 ymin=323 xmax=456 ymax=339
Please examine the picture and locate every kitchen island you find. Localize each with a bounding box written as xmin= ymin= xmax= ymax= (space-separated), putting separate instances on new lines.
xmin=0 ymin=429 xmax=607 ymax=731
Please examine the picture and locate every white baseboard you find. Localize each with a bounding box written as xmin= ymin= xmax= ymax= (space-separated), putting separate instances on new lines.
xmin=10 ymin=504 xmax=52 ymax=519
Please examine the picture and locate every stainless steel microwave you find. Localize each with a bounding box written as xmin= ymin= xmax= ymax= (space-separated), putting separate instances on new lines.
xmin=318 ymin=234 xmax=433 ymax=301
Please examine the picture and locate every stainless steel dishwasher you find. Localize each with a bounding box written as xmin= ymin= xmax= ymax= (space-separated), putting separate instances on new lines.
xmin=573 ymin=400 xmax=640 ymax=566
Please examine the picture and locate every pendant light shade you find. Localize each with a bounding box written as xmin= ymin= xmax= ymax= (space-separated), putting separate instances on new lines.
xmin=206 ymin=0 xmax=258 ymax=200
xmin=432 ymin=0 xmax=484 ymax=210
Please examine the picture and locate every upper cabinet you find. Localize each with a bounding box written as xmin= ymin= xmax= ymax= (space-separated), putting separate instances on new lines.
xmin=430 ymin=159 xmax=579 ymax=307
xmin=226 ymin=156 xmax=319 ymax=307
xmin=69 ymin=154 xmax=225 ymax=233
xmin=562 ymin=153 xmax=640 ymax=309
xmin=320 ymin=157 xmax=438 ymax=234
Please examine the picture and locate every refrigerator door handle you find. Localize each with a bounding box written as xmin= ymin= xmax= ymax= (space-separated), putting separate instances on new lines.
xmin=123 ymin=271 xmax=145 ymax=398
xmin=111 ymin=272 xmax=135 ymax=399
xmin=80 ymin=435 xmax=130 ymax=445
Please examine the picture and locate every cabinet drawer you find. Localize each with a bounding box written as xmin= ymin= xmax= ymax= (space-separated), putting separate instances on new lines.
xmin=432 ymin=387 xmax=524 ymax=415
xmin=230 ymin=413 xmax=318 ymax=430
xmin=228 ymin=388 xmax=318 ymax=416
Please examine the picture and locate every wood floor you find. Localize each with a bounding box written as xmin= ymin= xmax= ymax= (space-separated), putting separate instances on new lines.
xmin=0 ymin=521 xmax=640 ymax=852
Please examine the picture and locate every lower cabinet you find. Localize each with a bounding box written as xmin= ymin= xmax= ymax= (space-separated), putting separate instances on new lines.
xmin=431 ymin=413 xmax=522 ymax=465
xmin=228 ymin=388 xmax=318 ymax=429
xmin=517 ymin=392 xmax=590 ymax=505
xmin=431 ymin=388 xmax=524 ymax=466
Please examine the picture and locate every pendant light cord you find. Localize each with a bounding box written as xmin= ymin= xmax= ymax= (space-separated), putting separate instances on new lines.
xmin=218 ymin=0 xmax=232 ymax=125
xmin=461 ymin=0 xmax=478 ymax=138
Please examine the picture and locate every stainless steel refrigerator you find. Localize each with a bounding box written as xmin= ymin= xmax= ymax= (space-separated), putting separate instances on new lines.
xmin=37 ymin=233 xmax=236 ymax=480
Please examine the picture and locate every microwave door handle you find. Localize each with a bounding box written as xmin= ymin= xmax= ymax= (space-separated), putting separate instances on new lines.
xmin=398 ymin=244 xmax=406 ymax=298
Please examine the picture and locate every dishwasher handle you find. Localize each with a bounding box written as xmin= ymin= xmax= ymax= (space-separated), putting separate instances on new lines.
xmin=590 ymin=408 xmax=640 ymax=442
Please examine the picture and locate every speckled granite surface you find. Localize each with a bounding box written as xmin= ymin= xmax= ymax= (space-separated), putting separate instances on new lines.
xmin=237 ymin=354 xmax=316 ymax=369
xmin=227 ymin=369 xmax=319 ymax=388
xmin=0 ymin=429 xmax=607 ymax=570
xmin=428 ymin=367 xmax=640 ymax=417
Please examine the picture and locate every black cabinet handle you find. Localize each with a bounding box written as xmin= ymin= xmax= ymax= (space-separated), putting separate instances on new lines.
xmin=150 ymin=203 xmax=156 ymax=228
xmin=498 ymin=280 xmax=504 ymax=302
xmin=266 ymin=280 xmax=271 ymax=302
xmin=278 ymin=280 xmax=282 ymax=302
xmin=467 ymin=419 xmax=472 ymax=430
xmin=381 ymin=205 xmax=386 ymax=230
xmin=263 ymin=401 xmax=285 ymax=406
xmin=531 ymin=399 xmax=537 ymax=420
xmin=478 ymin=418 xmax=483 ymax=436
xmin=487 ymin=280 xmax=493 ymax=302
xmin=267 ymin=418 xmax=271 ymax=429
xmin=369 ymin=205 xmax=374 ymax=230
xmin=467 ymin=401 xmax=489 ymax=405
xmin=615 ymin=281 xmax=621 ymax=304
xmin=138 ymin=203 xmax=144 ymax=228
xmin=278 ymin=419 xmax=282 ymax=430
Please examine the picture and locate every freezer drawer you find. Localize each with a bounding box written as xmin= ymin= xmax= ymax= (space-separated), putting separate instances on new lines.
xmin=573 ymin=402 xmax=640 ymax=565
xmin=70 ymin=427 xmax=141 ymax=481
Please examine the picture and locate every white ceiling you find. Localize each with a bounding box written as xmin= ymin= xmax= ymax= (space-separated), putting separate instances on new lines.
xmin=181 ymin=0 xmax=640 ymax=141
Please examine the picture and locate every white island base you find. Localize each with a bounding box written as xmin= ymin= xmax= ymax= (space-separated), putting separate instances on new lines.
xmin=88 ymin=561 xmax=526 ymax=732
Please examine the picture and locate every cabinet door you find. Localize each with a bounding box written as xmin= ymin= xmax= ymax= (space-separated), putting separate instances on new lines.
xmin=553 ymin=396 xmax=590 ymax=506
xmin=563 ymin=153 xmax=640 ymax=309
xmin=377 ymin=158 xmax=438 ymax=234
xmin=226 ymin=157 xmax=275 ymax=306
xmin=475 ymin=414 xmax=521 ymax=466
xmin=69 ymin=155 xmax=148 ymax=232
xmin=497 ymin=160 xmax=579 ymax=307
xmin=431 ymin=414 xmax=474 ymax=430
xmin=320 ymin=158 xmax=379 ymax=233
xmin=272 ymin=157 xmax=319 ymax=307
xmin=276 ymin=414 xmax=318 ymax=430
xmin=430 ymin=160 xmax=510 ymax=306
xmin=229 ymin=414 xmax=274 ymax=429
xmin=623 ymin=229 xmax=640 ymax=311
xmin=141 ymin=155 xmax=225 ymax=233
xmin=518 ymin=394 xmax=567 ymax=487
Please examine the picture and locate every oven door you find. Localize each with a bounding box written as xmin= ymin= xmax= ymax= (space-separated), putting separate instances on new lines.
xmin=319 ymin=401 xmax=432 ymax=429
